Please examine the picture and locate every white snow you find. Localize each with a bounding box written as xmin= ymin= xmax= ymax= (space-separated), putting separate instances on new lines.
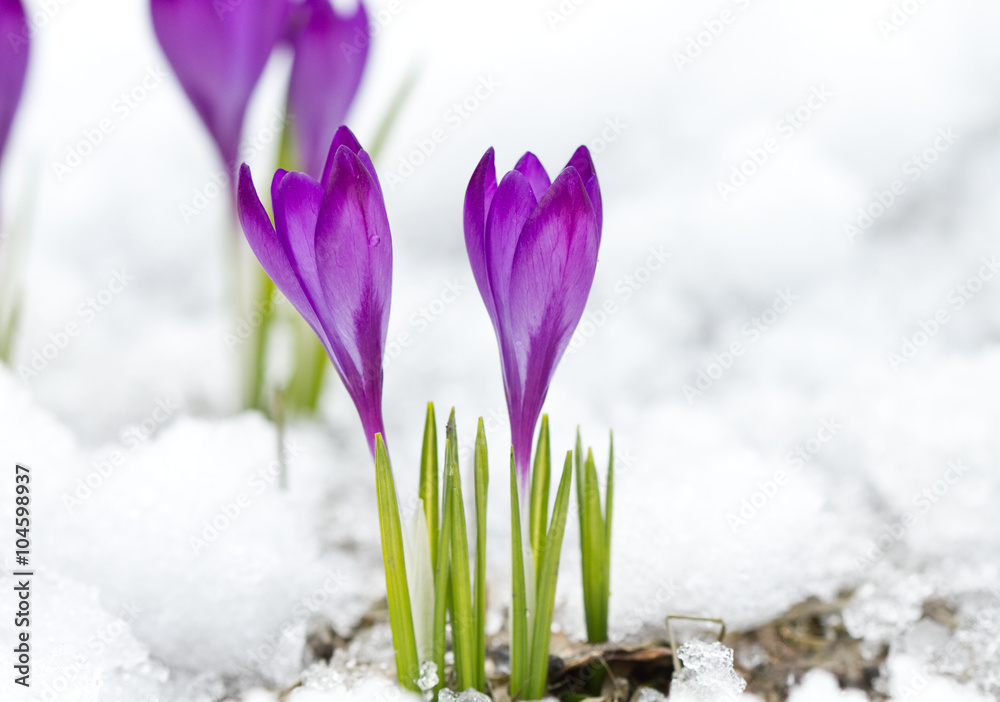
xmin=1 ymin=0 xmax=1000 ymax=699
xmin=786 ymin=672 xmax=868 ymax=702
xmin=438 ymin=688 xmax=491 ymax=702
xmin=669 ymin=641 xmax=746 ymax=702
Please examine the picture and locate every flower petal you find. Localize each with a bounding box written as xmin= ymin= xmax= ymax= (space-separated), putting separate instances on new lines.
xmin=319 ymin=124 xmax=383 ymax=201
xmin=312 ymin=143 xmax=391 ymax=449
xmin=238 ymin=163 xmax=326 ymax=345
xmin=506 ymin=167 xmax=600 ymax=477
xmin=0 ymin=0 xmax=29 ymax=175
xmin=513 ymin=151 xmax=551 ymax=203
xmin=463 ymin=147 xmax=498 ymax=326
xmin=287 ymin=0 xmax=370 ymax=179
xmin=484 ymin=169 xmax=537 ymax=331
xmin=151 ymin=0 xmax=288 ymax=170
xmin=320 ymin=124 xmax=362 ymax=186
xmin=565 ymin=145 xmax=602 ymax=234
xmin=270 ymin=168 xmax=332 ymax=346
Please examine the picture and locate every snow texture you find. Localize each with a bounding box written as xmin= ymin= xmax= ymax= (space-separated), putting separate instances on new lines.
xmin=669 ymin=641 xmax=746 ymax=702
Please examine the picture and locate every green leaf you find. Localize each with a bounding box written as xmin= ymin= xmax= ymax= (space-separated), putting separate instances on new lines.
xmin=446 ymin=408 xmax=459 ymax=470
xmin=247 ymin=268 xmax=275 ymax=411
xmin=0 ymin=284 xmax=22 ymax=364
xmin=420 ymin=403 xmax=439 ymax=567
xmin=282 ymin=318 xmax=328 ymax=414
xmin=581 ymin=447 xmax=607 ymax=642
xmin=276 ymin=95 xmax=300 ymax=172
xmin=447 ymin=428 xmax=476 ymax=691
xmin=574 ymin=427 xmax=584 ymax=517
xmin=432 ymin=444 xmax=454 ymax=696
xmin=374 ymin=434 xmax=420 ymax=691
xmin=526 ymin=452 xmax=574 ymax=700
xmin=509 ymin=451 xmax=528 ymax=700
xmin=473 ymin=419 xmax=489 ymax=692
xmin=529 ymin=415 xmax=551 ymax=576
xmin=573 ymin=429 xmax=585 ymax=586
xmin=603 ymin=432 xmax=614 ymax=637
xmin=368 ymin=65 xmax=422 ymax=164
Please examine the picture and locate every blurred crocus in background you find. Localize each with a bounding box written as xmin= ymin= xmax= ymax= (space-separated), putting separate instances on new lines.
xmin=151 ymin=0 xmax=370 ymax=185
xmin=150 ymin=0 xmax=290 ymax=181
xmin=464 ymin=146 xmax=603 ymax=485
xmin=286 ymin=0 xmax=370 ymax=178
xmin=0 ymin=0 xmax=29 ymax=363
xmin=0 ymin=0 xmax=29 ymax=199
xmin=152 ymin=0 xmax=287 ymax=411
xmin=151 ymin=0 xmax=373 ymax=416
xmin=238 ymin=126 xmax=391 ymax=455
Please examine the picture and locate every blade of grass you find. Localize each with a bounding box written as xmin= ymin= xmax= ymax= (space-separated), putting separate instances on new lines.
xmin=509 ymin=451 xmax=528 ymax=700
xmin=444 ymin=410 xmax=461 ymax=690
xmin=0 ymin=159 xmax=38 ymax=365
xmin=529 ymin=415 xmax=551 ymax=576
xmin=581 ymin=448 xmax=607 ymax=642
xmin=432 ymin=443 xmax=454 ymax=696
xmin=603 ymin=432 xmax=614 ymax=638
xmin=421 ymin=402 xmax=439 ymax=567
xmin=368 ymin=65 xmax=422 ymax=163
xmin=0 ymin=288 xmax=20 ymax=363
xmin=248 ymin=269 xmax=275 ymax=411
xmin=375 ymin=434 xmax=419 ymax=691
xmin=283 ymin=316 xmax=328 ymax=414
xmin=573 ymin=429 xmax=585 ymax=598
xmin=448 ymin=447 xmax=475 ymax=691
xmin=526 ymin=452 xmax=574 ymax=700
xmin=473 ymin=419 xmax=489 ymax=692
xmin=574 ymin=427 xmax=584 ymax=519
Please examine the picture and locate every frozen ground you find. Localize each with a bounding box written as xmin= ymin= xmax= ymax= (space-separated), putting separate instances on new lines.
xmin=1 ymin=0 xmax=999 ymax=699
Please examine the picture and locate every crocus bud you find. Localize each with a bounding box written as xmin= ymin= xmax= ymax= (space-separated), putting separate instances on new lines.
xmin=286 ymin=0 xmax=370 ymax=179
xmin=464 ymin=146 xmax=602 ymax=485
xmin=0 ymin=0 xmax=29 ymax=184
xmin=151 ymin=0 xmax=289 ymax=176
xmin=238 ymin=126 xmax=391 ymax=456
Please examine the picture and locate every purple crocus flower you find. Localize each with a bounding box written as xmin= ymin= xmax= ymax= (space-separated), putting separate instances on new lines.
xmin=286 ymin=0 xmax=370 ymax=179
xmin=151 ymin=0 xmax=289 ymax=175
xmin=0 ymin=0 xmax=29 ymax=181
xmin=464 ymin=147 xmax=602 ymax=485
xmin=238 ymin=126 xmax=391 ymax=455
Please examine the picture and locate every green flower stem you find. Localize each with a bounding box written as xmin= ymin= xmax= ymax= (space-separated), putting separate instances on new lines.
xmin=473 ymin=419 xmax=489 ymax=692
xmin=509 ymin=452 xmax=528 ymax=699
xmin=376 ymin=406 xmax=493 ymax=696
xmin=526 ymin=452 xmax=574 ymax=700
xmin=421 ymin=403 xmax=439 ymax=567
xmin=368 ymin=66 xmax=422 ymax=164
xmin=447 ymin=437 xmax=476 ymax=690
xmin=575 ymin=430 xmax=614 ymax=643
xmin=282 ymin=316 xmax=328 ymax=414
xmin=0 ymin=288 xmax=20 ymax=364
xmin=580 ymin=448 xmax=606 ymax=642
xmin=603 ymin=433 xmax=614 ymax=635
xmin=375 ymin=435 xmax=420 ymax=691
xmin=529 ymin=415 xmax=551 ymax=576
xmin=432 ymin=444 xmax=454 ymax=697
xmin=0 ymin=161 xmax=37 ymax=364
xmin=247 ymin=267 xmax=275 ymax=411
